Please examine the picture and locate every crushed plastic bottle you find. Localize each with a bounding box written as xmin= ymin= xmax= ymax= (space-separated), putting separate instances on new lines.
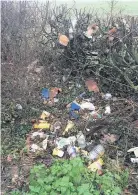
xmin=76 ymin=131 xmax=86 ymax=149
xmin=89 ymin=144 xmax=105 ymax=160
xmin=67 ymin=145 xmax=77 ymax=158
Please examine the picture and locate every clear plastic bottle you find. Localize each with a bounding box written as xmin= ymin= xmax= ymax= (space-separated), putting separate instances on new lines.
xmin=67 ymin=145 xmax=76 ymax=158
xmin=89 ymin=144 xmax=105 ymax=160
xmin=77 ymin=131 xmax=86 ymax=149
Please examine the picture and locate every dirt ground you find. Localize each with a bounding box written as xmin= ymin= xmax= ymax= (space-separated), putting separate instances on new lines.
xmin=1 ymin=60 xmax=138 ymax=194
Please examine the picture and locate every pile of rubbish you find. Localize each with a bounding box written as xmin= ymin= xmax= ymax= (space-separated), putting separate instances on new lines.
xmin=26 ymin=79 xmax=138 ymax=174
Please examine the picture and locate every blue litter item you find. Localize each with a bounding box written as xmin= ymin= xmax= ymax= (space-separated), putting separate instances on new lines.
xmin=41 ymin=88 xmax=49 ymax=99
xmin=70 ymin=102 xmax=81 ymax=111
xmin=69 ymin=110 xmax=79 ymax=119
xmin=78 ymin=92 xmax=86 ymax=98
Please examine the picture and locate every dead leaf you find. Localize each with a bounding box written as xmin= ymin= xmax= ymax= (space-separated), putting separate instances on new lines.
xmin=124 ymin=189 xmax=132 ymax=194
xmin=27 ymin=59 xmax=39 ymax=72
xmin=7 ymin=154 xmax=12 ymax=162
xmin=101 ymin=134 xmax=118 ymax=143
xmin=85 ymin=79 xmax=99 ymax=92
xmin=11 ymin=165 xmax=19 ymax=183
xmin=87 ymin=24 xmax=99 ymax=34
xmin=131 ymin=120 xmax=138 ymax=128
xmin=108 ymin=27 xmax=117 ymax=34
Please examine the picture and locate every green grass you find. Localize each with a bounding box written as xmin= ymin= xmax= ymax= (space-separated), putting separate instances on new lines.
xmin=57 ymin=0 xmax=138 ymax=15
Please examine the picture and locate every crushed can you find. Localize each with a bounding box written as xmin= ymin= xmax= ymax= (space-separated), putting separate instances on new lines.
xmin=89 ymin=144 xmax=105 ymax=160
xmin=88 ymin=158 xmax=104 ymax=172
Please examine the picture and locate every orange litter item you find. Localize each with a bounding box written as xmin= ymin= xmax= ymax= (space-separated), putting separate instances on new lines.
xmin=50 ymin=88 xmax=62 ymax=99
xmin=59 ymin=34 xmax=69 ymax=46
xmin=108 ymin=27 xmax=117 ymax=34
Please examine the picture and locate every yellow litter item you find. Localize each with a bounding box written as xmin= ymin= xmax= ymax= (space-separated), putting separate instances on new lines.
xmin=59 ymin=34 xmax=69 ymax=46
xmin=52 ymin=148 xmax=64 ymax=157
xmin=62 ymin=120 xmax=74 ymax=135
xmin=40 ymin=111 xmax=50 ymax=120
xmin=33 ymin=122 xmax=50 ymax=129
xmin=81 ymin=150 xmax=88 ymax=156
xmin=88 ymin=158 xmax=104 ymax=172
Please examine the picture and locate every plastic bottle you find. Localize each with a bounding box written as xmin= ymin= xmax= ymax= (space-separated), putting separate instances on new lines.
xmin=89 ymin=144 xmax=105 ymax=160
xmin=67 ymin=146 xmax=76 ymax=158
xmin=77 ymin=131 xmax=86 ymax=149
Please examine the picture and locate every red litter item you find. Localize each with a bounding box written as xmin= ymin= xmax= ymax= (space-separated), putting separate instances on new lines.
xmin=85 ymin=79 xmax=99 ymax=92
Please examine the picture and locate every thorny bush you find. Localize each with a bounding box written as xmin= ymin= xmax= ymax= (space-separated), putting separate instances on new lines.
xmin=1 ymin=1 xmax=138 ymax=96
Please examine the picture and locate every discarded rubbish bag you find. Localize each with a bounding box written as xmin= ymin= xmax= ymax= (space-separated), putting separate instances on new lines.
xmin=127 ymin=147 xmax=138 ymax=157
xmin=105 ymin=105 xmax=111 ymax=114
xmin=130 ymin=158 xmax=138 ymax=163
xmin=53 ymin=148 xmax=64 ymax=157
xmin=56 ymin=136 xmax=76 ymax=149
xmin=77 ymin=131 xmax=86 ymax=149
xmin=33 ymin=122 xmax=50 ymax=129
xmin=67 ymin=136 xmax=77 ymax=144
xmin=89 ymin=144 xmax=105 ymax=160
xmin=88 ymin=158 xmax=104 ymax=172
xmin=103 ymin=93 xmax=112 ymax=100
xmin=67 ymin=145 xmax=77 ymax=158
xmin=30 ymin=144 xmax=42 ymax=152
xmin=80 ymin=102 xmax=95 ymax=111
xmin=31 ymin=131 xmax=46 ymax=139
xmin=62 ymin=120 xmax=74 ymax=135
